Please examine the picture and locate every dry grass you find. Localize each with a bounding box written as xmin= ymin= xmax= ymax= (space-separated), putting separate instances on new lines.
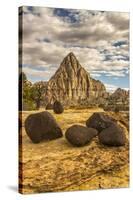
xmin=19 ymin=108 xmax=129 ymax=194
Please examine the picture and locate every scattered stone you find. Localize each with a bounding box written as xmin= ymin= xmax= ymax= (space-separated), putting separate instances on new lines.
xmin=45 ymin=103 xmax=53 ymax=110
xmin=98 ymin=123 xmax=126 ymax=146
xmin=65 ymin=125 xmax=98 ymax=147
xmin=25 ymin=111 xmax=63 ymax=143
xmin=53 ymin=100 xmax=64 ymax=114
xmin=86 ymin=112 xmax=116 ymax=132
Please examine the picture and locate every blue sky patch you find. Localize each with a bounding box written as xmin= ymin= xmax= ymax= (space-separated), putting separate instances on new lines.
xmin=113 ymin=40 xmax=127 ymax=47
xmin=54 ymin=8 xmax=79 ymax=23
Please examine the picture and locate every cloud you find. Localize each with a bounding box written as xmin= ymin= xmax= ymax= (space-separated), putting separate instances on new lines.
xmin=104 ymin=83 xmax=118 ymax=92
xmin=23 ymin=66 xmax=56 ymax=81
xmin=104 ymin=83 xmax=129 ymax=93
xmin=106 ymin=12 xmax=129 ymax=30
xmin=20 ymin=6 xmax=129 ymax=87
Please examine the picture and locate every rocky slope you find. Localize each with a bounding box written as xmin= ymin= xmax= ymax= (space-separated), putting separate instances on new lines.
xmin=44 ymin=52 xmax=107 ymax=104
xmin=104 ymin=88 xmax=129 ymax=111
xmin=111 ymin=88 xmax=129 ymax=100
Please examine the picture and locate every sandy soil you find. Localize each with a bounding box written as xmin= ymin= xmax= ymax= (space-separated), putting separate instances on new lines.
xmin=19 ymin=108 xmax=129 ymax=194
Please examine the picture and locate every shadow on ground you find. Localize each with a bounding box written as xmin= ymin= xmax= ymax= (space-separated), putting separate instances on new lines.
xmin=8 ymin=185 xmax=18 ymax=193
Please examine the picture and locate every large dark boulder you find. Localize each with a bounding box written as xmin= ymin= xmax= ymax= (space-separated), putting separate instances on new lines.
xmin=53 ymin=100 xmax=64 ymax=114
xmin=86 ymin=112 xmax=116 ymax=132
xmin=25 ymin=111 xmax=63 ymax=143
xmin=98 ymin=123 xmax=126 ymax=146
xmin=65 ymin=125 xmax=98 ymax=147
xmin=45 ymin=103 xmax=53 ymax=110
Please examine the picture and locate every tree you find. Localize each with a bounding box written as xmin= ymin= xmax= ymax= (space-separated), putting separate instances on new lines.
xmin=31 ymin=81 xmax=47 ymax=109
xmin=19 ymin=72 xmax=36 ymax=110
xmin=19 ymin=73 xmax=47 ymax=110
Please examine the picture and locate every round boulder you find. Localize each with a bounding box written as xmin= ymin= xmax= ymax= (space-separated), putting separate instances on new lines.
xmin=65 ymin=125 xmax=98 ymax=147
xmin=45 ymin=103 xmax=53 ymax=110
xmin=53 ymin=100 xmax=64 ymax=114
xmin=86 ymin=112 xmax=116 ymax=132
xmin=25 ymin=111 xmax=63 ymax=143
xmin=98 ymin=123 xmax=126 ymax=146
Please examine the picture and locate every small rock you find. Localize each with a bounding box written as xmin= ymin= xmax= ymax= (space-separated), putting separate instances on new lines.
xmin=53 ymin=100 xmax=64 ymax=114
xmin=65 ymin=125 xmax=98 ymax=147
xmin=98 ymin=123 xmax=126 ymax=146
xmin=86 ymin=112 xmax=116 ymax=132
xmin=25 ymin=111 xmax=63 ymax=143
xmin=45 ymin=103 xmax=53 ymax=110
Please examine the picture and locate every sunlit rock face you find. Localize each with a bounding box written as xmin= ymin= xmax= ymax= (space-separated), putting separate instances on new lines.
xmin=44 ymin=52 xmax=107 ymax=104
xmin=111 ymin=88 xmax=129 ymax=100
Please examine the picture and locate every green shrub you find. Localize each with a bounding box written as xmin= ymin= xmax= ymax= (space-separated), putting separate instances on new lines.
xmin=22 ymin=100 xmax=36 ymax=111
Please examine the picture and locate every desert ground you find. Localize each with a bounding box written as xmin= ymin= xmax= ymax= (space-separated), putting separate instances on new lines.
xmin=19 ymin=108 xmax=129 ymax=194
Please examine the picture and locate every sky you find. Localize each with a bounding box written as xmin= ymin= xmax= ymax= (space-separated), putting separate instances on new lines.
xmin=20 ymin=6 xmax=129 ymax=92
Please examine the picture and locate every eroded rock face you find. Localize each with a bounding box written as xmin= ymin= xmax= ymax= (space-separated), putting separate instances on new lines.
xmin=44 ymin=52 xmax=107 ymax=104
xmin=24 ymin=111 xmax=63 ymax=143
xmin=90 ymin=78 xmax=108 ymax=99
xmin=65 ymin=125 xmax=98 ymax=147
xmin=106 ymin=88 xmax=129 ymax=111
xmin=45 ymin=103 xmax=53 ymax=110
xmin=53 ymin=101 xmax=64 ymax=114
xmin=86 ymin=112 xmax=116 ymax=132
xmin=111 ymin=88 xmax=129 ymax=100
xmin=98 ymin=123 xmax=126 ymax=146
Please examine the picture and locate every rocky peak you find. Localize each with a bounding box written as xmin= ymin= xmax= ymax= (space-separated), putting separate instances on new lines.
xmin=45 ymin=52 xmax=107 ymax=104
xmin=55 ymin=52 xmax=84 ymax=77
xmin=111 ymin=88 xmax=129 ymax=99
xmin=62 ymin=52 xmax=78 ymax=65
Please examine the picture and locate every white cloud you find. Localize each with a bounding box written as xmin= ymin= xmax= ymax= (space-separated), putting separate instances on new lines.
xmin=90 ymin=73 xmax=102 ymax=78
xmin=104 ymin=83 xmax=118 ymax=92
xmin=20 ymin=7 xmax=129 ymax=82
xmin=104 ymin=83 xmax=129 ymax=93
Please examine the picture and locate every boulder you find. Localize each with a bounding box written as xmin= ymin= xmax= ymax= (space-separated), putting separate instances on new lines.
xmin=86 ymin=112 xmax=116 ymax=132
xmin=98 ymin=123 xmax=126 ymax=146
xmin=65 ymin=125 xmax=98 ymax=147
xmin=25 ymin=111 xmax=63 ymax=143
xmin=53 ymin=100 xmax=64 ymax=114
xmin=45 ymin=103 xmax=53 ymax=110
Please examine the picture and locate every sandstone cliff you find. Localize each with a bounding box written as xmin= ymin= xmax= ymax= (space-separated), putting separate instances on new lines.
xmin=111 ymin=88 xmax=129 ymax=100
xmin=44 ymin=52 xmax=107 ymax=104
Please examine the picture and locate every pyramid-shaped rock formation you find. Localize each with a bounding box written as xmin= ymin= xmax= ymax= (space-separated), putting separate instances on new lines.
xmin=44 ymin=52 xmax=107 ymax=104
